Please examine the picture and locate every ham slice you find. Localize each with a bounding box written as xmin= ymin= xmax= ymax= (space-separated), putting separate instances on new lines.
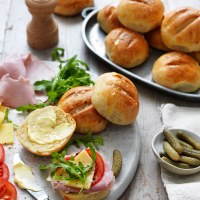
xmin=0 ymin=54 xmax=26 ymax=79
xmin=26 ymin=60 xmax=55 ymax=84
xmin=0 ymin=52 xmax=55 ymax=108
xmin=0 ymin=74 xmax=36 ymax=108
xmin=51 ymin=160 xmax=115 ymax=194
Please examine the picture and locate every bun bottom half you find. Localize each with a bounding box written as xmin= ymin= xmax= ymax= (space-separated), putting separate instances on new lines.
xmin=59 ymin=189 xmax=110 ymax=200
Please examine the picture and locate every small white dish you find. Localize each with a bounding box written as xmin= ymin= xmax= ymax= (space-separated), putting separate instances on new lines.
xmin=152 ymin=128 xmax=200 ymax=175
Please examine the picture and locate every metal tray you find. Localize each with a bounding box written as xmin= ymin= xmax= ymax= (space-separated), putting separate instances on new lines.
xmin=81 ymin=8 xmax=200 ymax=101
xmin=6 ymin=61 xmax=141 ymax=200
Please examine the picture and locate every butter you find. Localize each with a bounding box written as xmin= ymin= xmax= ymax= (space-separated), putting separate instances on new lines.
xmin=0 ymin=123 xmax=14 ymax=144
xmin=52 ymin=150 xmax=95 ymax=190
xmin=27 ymin=107 xmax=74 ymax=144
xmin=13 ymin=154 xmax=42 ymax=191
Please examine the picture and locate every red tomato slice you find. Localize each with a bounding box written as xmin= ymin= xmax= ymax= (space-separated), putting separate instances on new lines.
xmin=0 ymin=178 xmax=17 ymax=200
xmin=85 ymin=149 xmax=105 ymax=186
xmin=0 ymin=144 xmax=5 ymax=164
xmin=0 ymin=163 xmax=10 ymax=180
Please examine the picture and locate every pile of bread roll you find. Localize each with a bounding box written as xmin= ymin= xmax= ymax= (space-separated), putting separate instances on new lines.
xmin=97 ymin=0 xmax=200 ymax=93
xmin=58 ymin=72 xmax=139 ymax=134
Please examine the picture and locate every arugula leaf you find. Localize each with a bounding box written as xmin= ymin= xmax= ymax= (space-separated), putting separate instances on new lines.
xmin=64 ymin=133 xmax=104 ymax=151
xmin=17 ymin=49 xmax=94 ymax=112
xmin=40 ymin=135 xmax=104 ymax=188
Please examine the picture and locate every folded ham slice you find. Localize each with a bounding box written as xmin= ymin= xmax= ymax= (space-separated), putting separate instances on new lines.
xmin=0 ymin=52 xmax=55 ymax=108
xmin=0 ymin=75 xmax=36 ymax=108
xmin=51 ymin=160 xmax=115 ymax=194
xmin=26 ymin=60 xmax=55 ymax=84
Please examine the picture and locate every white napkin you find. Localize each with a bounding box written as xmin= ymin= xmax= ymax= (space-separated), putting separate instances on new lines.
xmin=160 ymin=103 xmax=200 ymax=200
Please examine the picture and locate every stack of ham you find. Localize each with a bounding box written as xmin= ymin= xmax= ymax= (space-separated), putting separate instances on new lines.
xmin=0 ymin=53 xmax=54 ymax=108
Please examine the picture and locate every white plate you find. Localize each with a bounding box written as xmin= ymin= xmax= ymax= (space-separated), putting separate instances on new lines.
xmin=5 ymin=61 xmax=141 ymax=200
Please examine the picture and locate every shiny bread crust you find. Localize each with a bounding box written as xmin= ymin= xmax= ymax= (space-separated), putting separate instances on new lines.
xmin=97 ymin=4 xmax=123 ymax=34
xmin=58 ymin=86 xmax=108 ymax=134
xmin=54 ymin=0 xmax=93 ymax=16
xmin=161 ymin=7 xmax=200 ymax=52
xmin=152 ymin=52 xmax=200 ymax=92
xmin=91 ymin=72 xmax=139 ymax=125
xmin=16 ymin=106 xmax=76 ymax=156
xmin=117 ymin=0 xmax=164 ymax=33
xmin=145 ymin=27 xmax=169 ymax=51
xmin=105 ymin=27 xmax=149 ymax=68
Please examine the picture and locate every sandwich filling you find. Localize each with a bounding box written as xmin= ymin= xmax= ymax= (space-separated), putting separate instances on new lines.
xmin=47 ymin=149 xmax=115 ymax=194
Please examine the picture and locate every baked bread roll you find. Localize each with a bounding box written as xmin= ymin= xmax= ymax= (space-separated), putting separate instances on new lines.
xmin=145 ymin=27 xmax=169 ymax=51
xmin=161 ymin=7 xmax=200 ymax=52
xmin=91 ymin=72 xmax=139 ymax=125
xmin=105 ymin=27 xmax=149 ymax=68
xmin=152 ymin=52 xmax=200 ymax=92
xmin=58 ymin=86 xmax=108 ymax=134
xmin=54 ymin=0 xmax=93 ymax=16
xmin=97 ymin=4 xmax=123 ymax=34
xmin=117 ymin=0 xmax=164 ymax=33
xmin=191 ymin=51 xmax=200 ymax=63
xmin=16 ymin=106 xmax=76 ymax=156
xmin=59 ymin=189 xmax=110 ymax=200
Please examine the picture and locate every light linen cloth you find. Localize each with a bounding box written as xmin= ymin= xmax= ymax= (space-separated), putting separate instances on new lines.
xmin=160 ymin=103 xmax=200 ymax=200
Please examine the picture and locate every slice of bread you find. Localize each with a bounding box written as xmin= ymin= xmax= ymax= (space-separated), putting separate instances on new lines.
xmin=16 ymin=106 xmax=76 ymax=156
xmin=59 ymin=189 xmax=110 ymax=200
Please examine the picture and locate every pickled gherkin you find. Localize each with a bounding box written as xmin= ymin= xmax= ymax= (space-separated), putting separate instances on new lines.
xmin=112 ymin=150 xmax=122 ymax=177
xmin=163 ymin=141 xmax=180 ymax=161
xmin=163 ymin=129 xmax=183 ymax=154
xmin=162 ymin=156 xmax=190 ymax=169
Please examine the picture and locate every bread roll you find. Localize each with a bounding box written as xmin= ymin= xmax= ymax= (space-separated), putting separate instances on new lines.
xmin=161 ymin=7 xmax=200 ymax=52
xmin=58 ymin=86 xmax=108 ymax=134
xmin=117 ymin=0 xmax=164 ymax=33
xmin=145 ymin=27 xmax=169 ymax=51
xmin=152 ymin=52 xmax=200 ymax=92
xmin=91 ymin=72 xmax=139 ymax=125
xmin=105 ymin=28 xmax=149 ymax=68
xmin=190 ymin=51 xmax=200 ymax=63
xmin=16 ymin=106 xmax=76 ymax=156
xmin=59 ymin=189 xmax=110 ymax=200
xmin=97 ymin=4 xmax=123 ymax=34
xmin=54 ymin=0 xmax=93 ymax=16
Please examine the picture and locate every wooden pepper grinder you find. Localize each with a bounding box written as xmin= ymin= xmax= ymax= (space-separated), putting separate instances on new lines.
xmin=25 ymin=0 xmax=58 ymax=49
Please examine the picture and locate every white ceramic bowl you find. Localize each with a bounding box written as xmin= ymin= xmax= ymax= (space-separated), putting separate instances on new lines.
xmin=152 ymin=128 xmax=200 ymax=175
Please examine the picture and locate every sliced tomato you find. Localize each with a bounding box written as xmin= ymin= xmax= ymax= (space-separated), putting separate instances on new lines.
xmin=85 ymin=149 xmax=105 ymax=186
xmin=0 ymin=144 xmax=5 ymax=164
xmin=0 ymin=163 xmax=10 ymax=180
xmin=0 ymin=178 xmax=17 ymax=200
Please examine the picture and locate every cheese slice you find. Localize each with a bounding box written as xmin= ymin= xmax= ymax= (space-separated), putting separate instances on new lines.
xmin=13 ymin=154 xmax=42 ymax=191
xmin=0 ymin=123 xmax=14 ymax=144
xmin=53 ymin=150 xmax=95 ymax=190
xmin=0 ymin=105 xmax=8 ymax=113
xmin=0 ymin=111 xmax=5 ymax=124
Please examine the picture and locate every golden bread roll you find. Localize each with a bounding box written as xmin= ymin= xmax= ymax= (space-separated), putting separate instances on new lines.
xmin=152 ymin=52 xmax=200 ymax=92
xmin=91 ymin=72 xmax=139 ymax=125
xmin=58 ymin=86 xmax=108 ymax=134
xmin=16 ymin=106 xmax=76 ymax=156
xmin=190 ymin=51 xmax=200 ymax=63
xmin=145 ymin=27 xmax=169 ymax=51
xmin=105 ymin=28 xmax=149 ymax=68
xmin=117 ymin=0 xmax=164 ymax=33
xmin=97 ymin=4 xmax=123 ymax=34
xmin=54 ymin=0 xmax=93 ymax=16
xmin=161 ymin=7 xmax=200 ymax=52
xmin=59 ymin=189 xmax=110 ymax=200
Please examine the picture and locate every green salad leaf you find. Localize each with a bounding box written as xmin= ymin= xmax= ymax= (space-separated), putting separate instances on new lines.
xmin=17 ymin=48 xmax=94 ymax=112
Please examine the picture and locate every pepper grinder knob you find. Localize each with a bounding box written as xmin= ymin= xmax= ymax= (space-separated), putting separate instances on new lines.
xmin=25 ymin=0 xmax=58 ymax=49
